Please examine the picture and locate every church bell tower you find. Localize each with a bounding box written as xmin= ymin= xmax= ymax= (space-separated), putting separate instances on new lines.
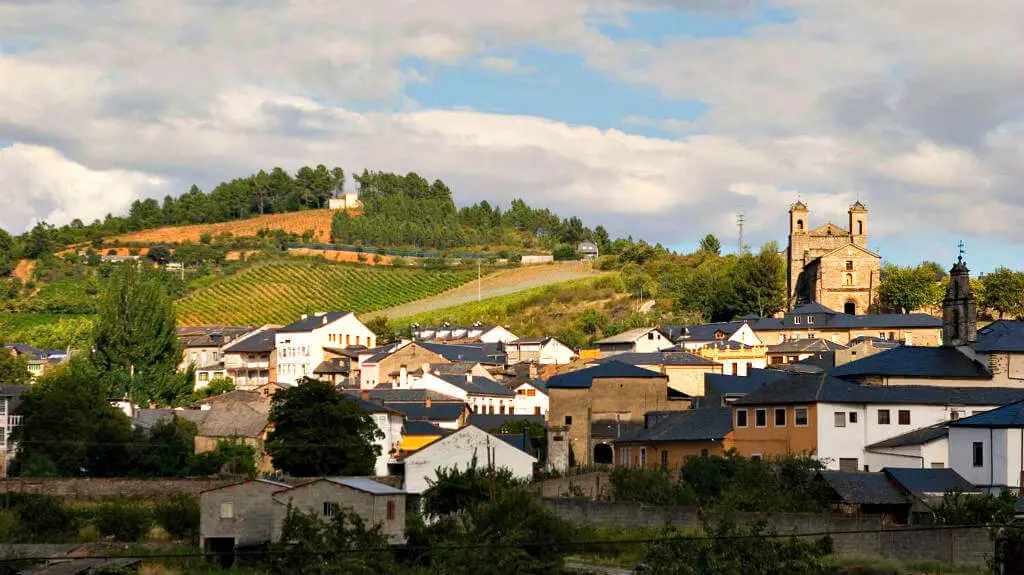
xmin=942 ymin=255 xmax=977 ymax=348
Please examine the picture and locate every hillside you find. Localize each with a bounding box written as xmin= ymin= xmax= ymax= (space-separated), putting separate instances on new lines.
xmin=112 ymin=209 xmax=335 ymax=245
xmin=175 ymin=260 xmax=481 ymax=326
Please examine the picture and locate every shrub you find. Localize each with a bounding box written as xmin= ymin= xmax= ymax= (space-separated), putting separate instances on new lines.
xmin=6 ymin=494 xmax=73 ymax=541
xmin=93 ymin=502 xmax=153 ymax=542
xmin=154 ymin=494 xmax=200 ymax=541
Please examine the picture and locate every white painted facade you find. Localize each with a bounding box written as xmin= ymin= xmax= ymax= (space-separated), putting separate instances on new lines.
xmin=513 ymin=381 xmax=549 ymax=416
xmin=275 ymin=313 xmax=376 ymax=385
xmin=370 ymin=410 xmax=406 ymax=476
xmin=815 ymin=401 xmax=999 ymax=471
xmin=402 ymin=425 xmax=537 ymax=494
xmin=680 ymin=323 xmax=764 ymax=351
xmin=949 ymin=427 xmax=1024 ymax=493
xmin=409 ymin=372 xmax=514 ymax=415
xmin=506 ymin=338 xmax=577 ymax=365
xmin=712 ymin=355 xmax=768 ymax=377
xmin=866 ymin=437 xmax=950 ymax=470
xmin=632 ymin=330 xmax=675 ymax=353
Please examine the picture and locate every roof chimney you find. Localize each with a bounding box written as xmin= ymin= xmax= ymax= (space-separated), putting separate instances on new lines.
xmin=360 ymin=390 xmax=369 ymax=401
xmin=322 ymin=316 xmax=328 ymax=325
xmin=301 ymin=314 xmax=309 ymax=320
xmin=425 ymin=397 xmax=432 ymax=408
xmin=466 ymin=373 xmax=473 ymax=384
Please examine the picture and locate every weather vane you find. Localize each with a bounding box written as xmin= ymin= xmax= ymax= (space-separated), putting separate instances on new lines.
xmin=958 ymin=240 xmax=966 ymax=261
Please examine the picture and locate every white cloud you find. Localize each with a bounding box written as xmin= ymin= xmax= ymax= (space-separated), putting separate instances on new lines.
xmin=478 ymin=56 xmax=537 ymax=75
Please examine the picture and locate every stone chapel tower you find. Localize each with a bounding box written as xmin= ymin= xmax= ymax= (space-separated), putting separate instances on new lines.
xmin=787 ymin=201 xmax=808 ymax=306
xmin=848 ymin=201 xmax=868 ymax=249
xmin=942 ymin=256 xmax=977 ymax=348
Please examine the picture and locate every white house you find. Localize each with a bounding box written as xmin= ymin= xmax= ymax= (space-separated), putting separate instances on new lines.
xmin=662 ymin=322 xmax=764 ymax=351
xmin=505 ymin=337 xmax=577 ymax=365
xmin=402 ymin=425 xmax=536 ymax=494
xmin=275 ymin=312 xmax=376 ymax=385
xmin=594 ymin=328 xmax=674 ymax=356
xmin=410 ymin=371 xmax=515 ymax=415
xmin=411 ymin=324 xmax=518 ymax=344
xmin=352 ymin=397 xmax=406 ymax=476
xmin=512 ymin=379 xmax=549 ymax=416
xmin=948 ymin=400 xmax=1024 ymax=493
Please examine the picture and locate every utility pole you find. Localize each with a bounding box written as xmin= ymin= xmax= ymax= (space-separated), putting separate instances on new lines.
xmin=477 ymin=260 xmax=482 ymax=302
xmin=736 ymin=213 xmax=746 ymax=254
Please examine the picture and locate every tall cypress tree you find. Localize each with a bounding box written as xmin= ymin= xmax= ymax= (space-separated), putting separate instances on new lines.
xmin=92 ymin=263 xmax=181 ymax=402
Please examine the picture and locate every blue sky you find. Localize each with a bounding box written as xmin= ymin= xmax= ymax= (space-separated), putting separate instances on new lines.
xmin=2 ymin=1 xmax=1023 ymax=274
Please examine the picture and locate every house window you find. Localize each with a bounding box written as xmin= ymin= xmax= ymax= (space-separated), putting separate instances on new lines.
xmin=750 ymin=454 xmax=762 ymax=462
xmin=878 ymin=409 xmax=890 ymax=425
xmin=807 ymin=316 xmax=814 ymax=325
xmin=660 ymin=450 xmax=669 ymax=469
xmin=844 ymin=273 xmax=854 ymax=286
xmin=774 ymin=408 xmax=786 ymax=427
xmin=731 ymin=363 xmax=738 ymax=376
xmin=220 ymin=502 xmax=234 ymax=519
xmin=839 ymin=458 xmax=859 ymax=472
xmin=565 ymin=415 xmax=573 ymax=426
xmin=323 ymin=502 xmax=340 ymax=517
xmin=700 ymin=448 xmax=709 ymax=457
xmin=898 ymin=410 xmax=911 ymax=425
xmin=534 ymin=407 xmax=542 ymax=415
xmin=648 ymin=332 xmax=655 ymax=340
xmin=834 ymin=412 xmax=846 ymax=428
xmin=794 ymin=316 xmax=801 ymax=325
xmin=638 ymin=447 xmax=647 ymax=468
xmin=849 ymin=412 xmax=858 ymax=424
xmin=794 ymin=408 xmax=808 ymax=427
xmin=846 ymin=261 xmax=854 ymax=271
xmin=736 ymin=409 xmax=748 ymax=428
xmin=973 ymin=442 xmax=984 ymax=467
xmin=754 ymin=408 xmax=767 ymax=428
xmin=387 ymin=501 xmax=396 ymax=521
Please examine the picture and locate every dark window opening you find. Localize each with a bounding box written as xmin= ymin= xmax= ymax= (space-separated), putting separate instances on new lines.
xmin=898 ymin=410 xmax=911 ymax=425
xmin=973 ymin=442 xmax=984 ymax=467
xmin=564 ymin=415 xmax=573 ymax=425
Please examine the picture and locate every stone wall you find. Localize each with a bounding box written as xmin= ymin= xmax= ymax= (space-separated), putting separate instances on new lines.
xmin=544 ymin=499 xmax=992 ymax=566
xmin=532 ymin=472 xmax=611 ymax=499
xmin=0 ymin=477 xmax=237 ymax=501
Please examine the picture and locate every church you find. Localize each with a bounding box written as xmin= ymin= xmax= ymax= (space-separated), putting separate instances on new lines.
xmin=787 ymin=200 xmax=881 ymax=315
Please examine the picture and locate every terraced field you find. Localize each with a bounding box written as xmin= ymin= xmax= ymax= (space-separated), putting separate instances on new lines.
xmin=175 ymin=260 xmax=479 ymax=326
xmin=111 ymin=209 xmax=335 ymax=244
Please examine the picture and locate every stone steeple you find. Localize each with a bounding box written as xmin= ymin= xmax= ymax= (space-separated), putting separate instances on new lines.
xmin=942 ymin=255 xmax=977 ymax=348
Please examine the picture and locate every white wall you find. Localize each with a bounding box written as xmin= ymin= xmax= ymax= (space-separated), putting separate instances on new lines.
xmin=717 ymin=357 xmax=769 ymax=377
xmin=949 ymin=427 xmax=1021 ymax=493
xmin=410 ymin=373 xmax=514 ymax=415
xmin=481 ymin=326 xmax=519 ymax=344
xmin=730 ymin=324 xmax=764 ymax=347
xmin=372 ymin=412 xmax=405 ymax=476
xmin=865 ymin=438 xmax=949 ymax=470
xmin=276 ymin=313 xmax=376 ymax=385
xmin=513 ymin=383 xmax=549 ymax=416
xmin=403 ymin=426 xmax=536 ymax=494
xmin=634 ymin=330 xmax=675 ymax=353
xmin=540 ymin=339 xmax=577 ymax=365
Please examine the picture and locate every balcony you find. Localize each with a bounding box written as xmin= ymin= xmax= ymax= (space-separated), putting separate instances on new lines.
xmin=1 ymin=416 xmax=22 ymax=428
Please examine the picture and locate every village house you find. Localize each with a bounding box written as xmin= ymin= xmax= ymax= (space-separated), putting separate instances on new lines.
xmin=693 ymin=341 xmax=769 ymax=377
xmin=398 ymin=420 xmax=449 ymax=457
xmin=729 ymin=372 xmax=1024 ymax=471
xmin=275 ymin=312 xmax=376 ymax=385
xmin=767 ymin=338 xmax=848 ymax=366
xmin=218 ymin=326 xmax=280 ymax=391
xmin=594 ymin=328 xmax=675 ymax=356
xmin=818 ymin=467 xmax=979 ymax=525
xmin=749 ymin=302 xmax=943 ymax=347
xmin=358 ymin=342 xmax=450 ymax=388
xmin=411 ymin=323 xmax=518 ymax=344
xmin=0 ymin=385 xmax=27 ymax=477
xmin=352 ymin=397 xmax=406 ymax=476
xmin=545 ymin=361 xmax=687 ymax=469
xmin=177 ymin=325 xmax=253 ymax=372
xmin=402 ymin=425 xmax=536 ymax=494
xmin=3 ymin=343 xmax=68 ymax=381
xmin=613 ymin=407 xmax=733 ymax=470
xmin=512 ymin=379 xmax=549 ymax=416
xmin=948 ymin=400 xmax=1024 ymax=493
xmin=409 ymin=371 xmax=515 ymax=415
xmin=504 ymin=337 xmax=577 ymax=365
xmin=200 ymin=478 xmax=293 ymax=558
xmin=271 ymin=478 xmax=406 ymax=543
xmin=590 ymin=352 xmax=722 ymax=397
xmin=660 ymin=320 xmax=764 ymax=350
xmin=578 ymin=240 xmax=600 ymax=260
xmin=361 ymin=389 xmax=471 ymax=430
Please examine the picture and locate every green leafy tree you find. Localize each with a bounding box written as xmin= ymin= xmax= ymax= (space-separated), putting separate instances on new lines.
xmin=698 ymin=234 xmax=722 ymax=255
xmin=878 ymin=263 xmax=944 ymax=313
xmin=91 ymin=263 xmax=181 ymax=403
xmin=0 ymin=228 xmax=17 ymax=276
xmin=268 ymin=506 xmax=397 ymax=575
xmin=194 ymin=377 xmax=235 ymax=400
xmin=133 ymin=416 xmax=197 ymax=477
xmin=11 ymin=358 xmax=135 ymax=476
xmin=146 ymin=245 xmax=172 ymax=265
xmin=0 ymin=348 xmax=32 ymax=386
xmin=981 ymin=267 xmax=1024 ymax=319
xmin=265 ymin=380 xmax=382 ymax=476
xmin=934 ymin=488 xmax=1017 ymax=525
xmin=365 ymin=316 xmax=396 ymax=345
xmin=422 ymin=459 xmax=520 ymax=519
xmin=188 ymin=440 xmax=257 ymax=478
xmin=731 ymin=242 xmax=786 ymax=317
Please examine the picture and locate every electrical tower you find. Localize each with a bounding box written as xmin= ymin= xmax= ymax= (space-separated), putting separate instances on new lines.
xmin=736 ymin=213 xmax=746 ymax=254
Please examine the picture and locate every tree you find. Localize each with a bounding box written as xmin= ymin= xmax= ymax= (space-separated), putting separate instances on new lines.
xmin=133 ymin=416 xmax=197 ymax=477
xmin=364 ymin=316 xmax=396 ymax=345
xmin=265 ymin=380 xmax=382 ymax=476
xmin=146 ymin=245 xmax=172 ymax=265
xmin=269 ymin=507 xmax=397 ymax=575
xmin=24 ymin=222 xmax=57 ymax=259
xmin=0 ymin=228 xmax=17 ymax=276
xmin=0 ymin=348 xmax=31 ymax=386
xmin=194 ymin=377 xmax=235 ymax=400
xmin=981 ymin=267 xmax=1024 ymax=319
xmin=11 ymin=358 xmax=135 ymax=476
xmin=699 ymin=234 xmax=722 ymax=255
xmin=878 ymin=263 xmax=943 ymax=314
xmin=91 ymin=263 xmax=181 ymax=403
xmin=731 ymin=242 xmax=786 ymax=317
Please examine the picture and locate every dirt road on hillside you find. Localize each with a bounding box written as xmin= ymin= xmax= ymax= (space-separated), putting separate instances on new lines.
xmin=371 ymin=262 xmax=604 ymax=320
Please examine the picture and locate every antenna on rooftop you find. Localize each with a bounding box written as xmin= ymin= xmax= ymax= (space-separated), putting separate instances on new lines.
xmin=736 ymin=213 xmax=746 ymax=254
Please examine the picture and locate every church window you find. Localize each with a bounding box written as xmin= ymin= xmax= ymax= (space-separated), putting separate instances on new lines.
xmin=797 ymin=220 xmax=804 ymax=231
xmin=846 ymin=261 xmax=854 ymax=271
xmin=844 ymin=273 xmax=854 ymax=286
xmin=857 ymin=221 xmax=863 ymax=235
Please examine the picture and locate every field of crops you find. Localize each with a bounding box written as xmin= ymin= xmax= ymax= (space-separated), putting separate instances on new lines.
xmin=111 ymin=209 xmax=335 ymax=244
xmin=175 ymin=260 xmax=480 ymax=325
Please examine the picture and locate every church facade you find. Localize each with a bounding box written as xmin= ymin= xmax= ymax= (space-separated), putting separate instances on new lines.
xmin=787 ymin=201 xmax=881 ymax=315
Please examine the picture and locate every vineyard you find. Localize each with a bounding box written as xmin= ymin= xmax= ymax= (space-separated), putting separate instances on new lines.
xmin=111 ymin=209 xmax=336 ymax=245
xmin=175 ymin=260 xmax=480 ymax=326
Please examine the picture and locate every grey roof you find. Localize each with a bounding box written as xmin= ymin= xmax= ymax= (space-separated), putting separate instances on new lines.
xmin=497 ymin=433 xmax=531 ymax=453
xmin=733 ymin=372 xmax=1024 ymax=407
xmin=437 ymin=374 xmax=514 ymax=397
xmin=820 ymin=472 xmax=909 ymax=506
xmin=778 ymin=303 xmax=942 ymax=330
xmin=546 ymin=360 xmax=665 ymax=389
xmin=385 ymin=401 xmax=467 ymax=422
xmin=595 ymin=327 xmax=662 ymax=345
xmin=362 ymin=389 xmax=453 ymax=403
xmin=697 ymin=370 xmax=787 ymax=408
xmin=469 ymin=413 xmax=546 ymax=431
xmin=616 ymin=408 xmax=732 ymax=444
xmin=849 ymin=336 xmax=903 ymax=350
xmin=327 ymin=477 xmax=404 ymax=495
xmin=314 ymin=359 xmax=350 ymax=374
xmin=403 ymin=420 xmax=447 ymax=435
xmin=829 ymin=346 xmax=991 ymax=380
xmin=592 ymin=352 xmax=716 ymax=367
xmin=176 ymin=325 xmax=253 ymax=347
xmin=883 ymin=467 xmax=978 ymax=496
xmin=418 ymin=342 xmax=507 ymax=364
xmin=223 ymin=327 xmax=280 ymax=353
xmin=769 ymin=339 xmax=847 ymax=354
xmin=3 ymin=343 xmax=45 ymax=358
xmin=950 ymin=400 xmax=1024 ymax=428
xmin=279 ymin=312 xmax=352 ymax=333
xmin=660 ymin=322 xmax=745 ymax=342
xmin=866 ymin=422 xmax=951 ymax=449
xmin=515 ymin=378 xmax=548 ymax=393
xmin=133 ymin=408 xmax=176 ymax=430
xmin=976 ymin=321 xmax=1024 ymax=353
xmin=346 ymin=396 xmax=402 ymax=415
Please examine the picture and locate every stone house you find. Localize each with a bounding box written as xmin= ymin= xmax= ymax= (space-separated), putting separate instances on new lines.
xmin=200 ymin=478 xmax=292 ymax=555
xmin=272 ymin=477 xmax=406 ymax=543
xmin=359 ymin=342 xmax=450 ymax=388
xmin=693 ymin=341 xmax=769 ymax=377
xmin=590 ymin=352 xmax=722 ymax=397
xmin=613 ymin=407 xmax=733 ymax=470
xmin=546 ymin=360 xmax=688 ymax=469
xmin=402 ymin=425 xmax=536 ymax=494
xmin=751 ymin=302 xmax=943 ymax=347
xmin=177 ymin=325 xmax=253 ymax=373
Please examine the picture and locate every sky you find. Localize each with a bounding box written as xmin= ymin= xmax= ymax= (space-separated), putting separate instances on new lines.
xmin=2 ymin=0 xmax=1024 ymax=273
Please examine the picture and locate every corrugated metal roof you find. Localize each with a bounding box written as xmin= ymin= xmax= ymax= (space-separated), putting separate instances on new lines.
xmin=327 ymin=477 xmax=404 ymax=495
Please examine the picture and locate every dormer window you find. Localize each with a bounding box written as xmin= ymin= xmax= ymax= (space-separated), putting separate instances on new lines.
xmin=807 ymin=316 xmax=814 ymax=325
xmin=794 ymin=316 xmax=801 ymax=325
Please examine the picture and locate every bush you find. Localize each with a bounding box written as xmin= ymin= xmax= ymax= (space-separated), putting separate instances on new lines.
xmin=552 ymin=244 xmax=578 ymax=261
xmin=93 ymin=502 xmax=153 ymax=542
xmin=3 ymin=494 xmax=73 ymax=542
xmin=154 ymin=494 xmax=200 ymax=541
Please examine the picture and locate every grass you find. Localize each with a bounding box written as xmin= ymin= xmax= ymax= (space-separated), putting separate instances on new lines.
xmin=176 ymin=259 xmax=482 ymax=325
xmin=824 ymin=555 xmax=989 ymax=575
xmin=0 ymin=312 xmax=95 ymax=349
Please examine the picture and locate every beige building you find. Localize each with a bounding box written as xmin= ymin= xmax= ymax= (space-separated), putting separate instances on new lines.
xmin=787 ymin=201 xmax=881 ymax=314
xmin=750 ymin=302 xmax=942 ymax=347
xmin=588 ymin=352 xmax=723 ymax=397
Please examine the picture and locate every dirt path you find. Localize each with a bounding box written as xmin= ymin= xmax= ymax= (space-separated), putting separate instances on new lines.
xmin=12 ymin=259 xmax=34 ymax=282
xmin=372 ymin=261 xmax=604 ymax=320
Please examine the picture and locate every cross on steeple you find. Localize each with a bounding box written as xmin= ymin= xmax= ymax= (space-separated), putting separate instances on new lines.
xmin=958 ymin=240 xmax=966 ymax=262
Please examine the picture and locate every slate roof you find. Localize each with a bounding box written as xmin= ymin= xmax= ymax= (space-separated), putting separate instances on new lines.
xmin=769 ymin=339 xmax=847 ymax=354
xmin=346 ymin=396 xmax=403 ymax=415
xmin=133 ymin=408 xmax=176 ymax=431
xmin=592 ymin=352 xmax=717 ymax=367
xmin=829 ymin=346 xmax=991 ymax=380
xmin=733 ymin=372 xmax=1024 ymax=407
xmin=697 ymin=370 xmax=788 ymax=408
xmin=515 ymin=378 xmax=548 ymax=393
xmin=361 ymin=389 xmax=454 ymax=403
xmin=660 ymin=322 xmax=745 ymax=342
xmin=385 ymin=401 xmax=467 ymax=422
xmin=976 ymin=321 xmax=1024 ymax=353
xmin=469 ymin=413 xmax=546 ymax=431
xmin=403 ymin=420 xmax=447 ymax=435
xmin=779 ymin=303 xmax=941 ymax=330
xmin=950 ymin=400 xmax=1024 ymax=428
xmin=223 ymin=327 xmax=280 ymax=353
xmin=182 ymin=402 xmax=269 ymax=437
xmin=418 ymin=342 xmax=507 ymax=364
xmin=546 ymin=360 xmax=665 ymax=389
xmin=849 ymin=336 xmax=903 ymax=350
xmin=326 ymin=477 xmax=404 ymax=495
xmin=866 ymin=422 xmax=951 ymax=449
xmin=313 ymin=359 xmax=350 ymax=375
xmin=820 ymin=472 xmax=909 ymax=506
xmin=176 ymin=325 xmax=253 ymax=347
xmin=616 ymin=408 xmax=732 ymax=444
xmin=883 ymin=467 xmax=978 ymax=496
xmin=3 ymin=343 xmax=44 ymax=358
xmin=437 ymin=374 xmax=514 ymax=397
xmin=595 ymin=328 xmax=662 ymax=345
xmin=279 ymin=312 xmax=352 ymax=333
xmin=497 ymin=433 xmax=531 ymax=453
